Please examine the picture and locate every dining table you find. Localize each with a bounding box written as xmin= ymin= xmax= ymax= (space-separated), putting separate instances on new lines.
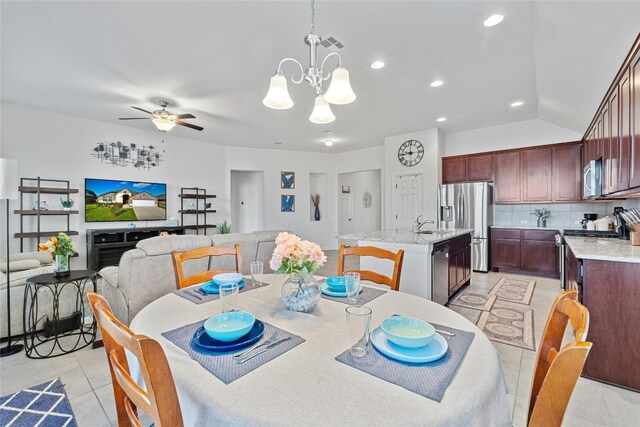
xmin=129 ymin=274 xmax=512 ymax=426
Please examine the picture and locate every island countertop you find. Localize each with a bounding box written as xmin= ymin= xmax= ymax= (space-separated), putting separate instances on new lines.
xmin=564 ymin=236 xmax=640 ymax=264
xmin=338 ymin=228 xmax=474 ymax=246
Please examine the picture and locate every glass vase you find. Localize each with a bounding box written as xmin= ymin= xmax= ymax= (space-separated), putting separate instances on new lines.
xmin=54 ymin=253 xmax=70 ymax=277
xmin=281 ymin=273 xmax=321 ymax=312
xmin=537 ymin=218 xmax=547 ymax=228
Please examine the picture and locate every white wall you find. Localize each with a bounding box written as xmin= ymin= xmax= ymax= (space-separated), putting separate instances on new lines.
xmin=444 ymin=119 xmax=582 ymax=156
xmin=338 ymin=170 xmax=381 ymax=235
xmin=230 ymin=170 xmax=264 ymax=233
xmin=384 ymin=129 xmax=442 ymax=229
xmin=0 ymin=102 xmax=226 ymax=267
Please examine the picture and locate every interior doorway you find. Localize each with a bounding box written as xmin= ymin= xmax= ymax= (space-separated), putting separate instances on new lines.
xmin=338 ymin=169 xmax=381 ymax=235
xmin=393 ymin=174 xmax=423 ymax=229
xmin=230 ymin=170 xmax=264 ymax=233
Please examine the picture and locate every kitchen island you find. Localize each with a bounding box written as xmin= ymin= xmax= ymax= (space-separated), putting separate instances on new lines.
xmin=338 ymin=228 xmax=474 ymax=303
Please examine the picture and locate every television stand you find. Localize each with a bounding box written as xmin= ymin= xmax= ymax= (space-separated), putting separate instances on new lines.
xmin=86 ymin=225 xmax=185 ymax=271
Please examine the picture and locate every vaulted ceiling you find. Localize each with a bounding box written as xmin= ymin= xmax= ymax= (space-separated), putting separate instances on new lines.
xmin=1 ymin=1 xmax=639 ymax=152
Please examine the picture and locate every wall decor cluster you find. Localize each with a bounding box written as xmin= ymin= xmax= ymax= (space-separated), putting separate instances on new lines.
xmin=281 ymin=195 xmax=295 ymax=212
xmin=92 ymin=141 xmax=163 ymax=170
xmin=280 ymin=171 xmax=295 ymax=212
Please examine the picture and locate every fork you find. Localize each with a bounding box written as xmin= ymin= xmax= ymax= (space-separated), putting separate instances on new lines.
xmin=233 ymin=331 xmax=278 ymax=359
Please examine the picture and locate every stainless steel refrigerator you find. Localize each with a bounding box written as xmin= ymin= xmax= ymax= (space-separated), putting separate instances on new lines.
xmin=438 ymin=182 xmax=493 ymax=272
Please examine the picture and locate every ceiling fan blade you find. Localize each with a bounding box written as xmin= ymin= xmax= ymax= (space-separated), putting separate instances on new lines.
xmin=131 ymin=106 xmax=154 ymax=115
xmin=118 ymin=117 xmax=151 ymax=120
xmin=175 ymin=113 xmax=196 ymax=120
xmin=175 ymin=120 xmax=204 ymax=131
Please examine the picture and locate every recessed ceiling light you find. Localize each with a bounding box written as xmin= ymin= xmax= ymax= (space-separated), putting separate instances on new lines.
xmin=430 ymin=80 xmax=444 ymax=87
xmin=510 ymin=101 xmax=524 ymax=107
xmin=484 ymin=14 xmax=504 ymax=27
xmin=371 ymin=61 xmax=385 ymax=70
xmin=436 ymin=117 xmax=447 ymax=122
xmin=324 ymin=139 xmax=334 ymax=147
xmin=273 ymin=141 xmax=283 ymax=145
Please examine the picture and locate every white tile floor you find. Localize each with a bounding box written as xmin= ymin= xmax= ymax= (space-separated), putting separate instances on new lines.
xmin=1 ymin=271 xmax=638 ymax=426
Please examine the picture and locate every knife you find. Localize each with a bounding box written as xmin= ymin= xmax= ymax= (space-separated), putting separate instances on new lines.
xmin=236 ymin=337 xmax=292 ymax=364
xmin=435 ymin=329 xmax=455 ymax=337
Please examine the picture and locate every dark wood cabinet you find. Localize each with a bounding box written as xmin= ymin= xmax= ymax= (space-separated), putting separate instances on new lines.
xmin=521 ymin=148 xmax=553 ymax=202
xmin=442 ymin=157 xmax=467 ymax=183
xmin=491 ymin=228 xmax=560 ymax=278
xmin=447 ymin=234 xmax=471 ymax=296
xmin=493 ymin=152 xmax=521 ymax=203
xmin=553 ymin=144 xmax=583 ymax=201
xmin=631 ymin=49 xmax=640 ymax=188
xmin=467 ymin=154 xmax=493 ymax=181
xmin=619 ymin=68 xmax=631 ymax=191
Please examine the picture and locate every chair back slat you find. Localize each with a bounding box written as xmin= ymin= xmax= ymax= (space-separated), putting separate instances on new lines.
xmin=172 ymin=245 xmax=242 ymax=289
xmin=527 ymin=290 xmax=592 ymax=427
xmin=88 ymin=292 xmax=183 ymax=427
xmin=338 ymin=245 xmax=404 ymax=291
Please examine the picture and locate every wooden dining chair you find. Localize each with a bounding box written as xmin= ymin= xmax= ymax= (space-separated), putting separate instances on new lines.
xmin=88 ymin=292 xmax=183 ymax=427
xmin=337 ymin=244 xmax=405 ymax=291
xmin=171 ymin=244 xmax=242 ymax=289
xmin=527 ymin=289 xmax=592 ymax=427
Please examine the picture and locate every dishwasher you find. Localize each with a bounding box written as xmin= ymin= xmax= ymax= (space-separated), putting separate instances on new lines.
xmin=432 ymin=241 xmax=450 ymax=305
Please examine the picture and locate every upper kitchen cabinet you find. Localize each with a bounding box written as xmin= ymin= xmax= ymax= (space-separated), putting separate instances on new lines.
xmin=618 ymin=68 xmax=631 ymax=191
xmin=631 ymin=48 xmax=640 ymax=188
xmin=553 ymin=144 xmax=583 ymax=202
xmin=442 ymin=157 xmax=467 ymax=183
xmin=521 ymin=148 xmax=553 ymax=202
xmin=467 ymin=154 xmax=493 ymax=181
xmin=493 ymin=151 xmax=521 ymax=203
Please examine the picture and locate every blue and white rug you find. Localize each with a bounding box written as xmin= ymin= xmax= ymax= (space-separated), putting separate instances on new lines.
xmin=0 ymin=378 xmax=77 ymax=427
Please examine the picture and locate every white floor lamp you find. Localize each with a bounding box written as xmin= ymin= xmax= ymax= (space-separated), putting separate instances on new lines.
xmin=0 ymin=158 xmax=23 ymax=357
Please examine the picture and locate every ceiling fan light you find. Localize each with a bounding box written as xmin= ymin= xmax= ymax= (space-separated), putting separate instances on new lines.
xmin=263 ymin=73 xmax=294 ymax=109
xmin=324 ymin=67 xmax=356 ymax=105
xmin=151 ymin=117 xmax=176 ymax=132
xmin=309 ymin=95 xmax=335 ymax=124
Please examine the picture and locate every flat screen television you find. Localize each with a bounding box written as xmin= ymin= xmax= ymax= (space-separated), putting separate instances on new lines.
xmin=85 ymin=178 xmax=167 ymax=222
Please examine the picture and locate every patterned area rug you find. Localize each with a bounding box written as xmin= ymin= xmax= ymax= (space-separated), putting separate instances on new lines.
xmin=0 ymin=378 xmax=77 ymax=427
xmin=489 ymin=277 xmax=536 ymax=305
xmin=477 ymin=303 xmax=535 ymax=350
xmin=449 ymin=291 xmax=497 ymax=312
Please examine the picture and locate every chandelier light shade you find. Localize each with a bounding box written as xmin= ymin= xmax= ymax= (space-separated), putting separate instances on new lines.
xmin=151 ymin=117 xmax=177 ymax=132
xmin=309 ymin=95 xmax=335 ymax=124
xmin=263 ymin=0 xmax=355 ymax=124
xmin=323 ymin=67 xmax=356 ymax=105
xmin=263 ymin=73 xmax=294 ymax=109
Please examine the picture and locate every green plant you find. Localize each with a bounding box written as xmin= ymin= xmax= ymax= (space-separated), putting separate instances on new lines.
xmin=60 ymin=198 xmax=74 ymax=208
xmin=531 ymin=208 xmax=551 ymax=220
xmin=217 ymin=219 xmax=233 ymax=234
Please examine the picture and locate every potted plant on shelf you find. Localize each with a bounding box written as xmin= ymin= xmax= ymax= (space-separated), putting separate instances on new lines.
xmin=270 ymin=232 xmax=326 ymax=312
xmin=60 ymin=198 xmax=74 ymax=211
xmin=39 ymin=232 xmax=75 ymax=277
xmin=531 ymin=208 xmax=551 ymax=228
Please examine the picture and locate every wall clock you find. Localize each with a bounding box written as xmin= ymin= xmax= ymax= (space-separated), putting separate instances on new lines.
xmin=398 ymin=140 xmax=424 ymax=167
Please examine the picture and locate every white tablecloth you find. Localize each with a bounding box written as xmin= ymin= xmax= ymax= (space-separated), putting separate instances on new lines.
xmin=129 ymin=274 xmax=511 ymax=426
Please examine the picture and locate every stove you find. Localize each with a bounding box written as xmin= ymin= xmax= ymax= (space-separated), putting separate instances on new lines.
xmin=562 ymin=229 xmax=619 ymax=238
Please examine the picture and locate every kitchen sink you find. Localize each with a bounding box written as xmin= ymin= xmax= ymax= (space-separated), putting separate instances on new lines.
xmin=416 ymin=230 xmax=436 ymax=234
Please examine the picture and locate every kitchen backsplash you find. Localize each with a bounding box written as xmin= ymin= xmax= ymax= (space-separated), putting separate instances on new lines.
xmin=494 ymin=199 xmax=640 ymax=228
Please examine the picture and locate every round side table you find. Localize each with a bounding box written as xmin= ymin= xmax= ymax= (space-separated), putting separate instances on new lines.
xmin=23 ymin=270 xmax=97 ymax=359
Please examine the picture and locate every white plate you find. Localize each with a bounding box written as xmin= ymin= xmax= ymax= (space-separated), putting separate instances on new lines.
xmin=370 ymin=326 xmax=448 ymax=364
xmin=320 ymin=282 xmax=363 ymax=297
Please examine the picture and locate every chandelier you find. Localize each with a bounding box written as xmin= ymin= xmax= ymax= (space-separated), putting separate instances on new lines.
xmin=92 ymin=141 xmax=163 ymax=170
xmin=262 ymin=0 xmax=356 ymax=124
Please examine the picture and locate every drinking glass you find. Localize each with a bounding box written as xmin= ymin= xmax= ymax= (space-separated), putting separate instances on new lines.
xmin=219 ymin=283 xmax=239 ymax=312
xmin=344 ymin=272 xmax=360 ymax=304
xmin=345 ymin=305 xmax=372 ymax=357
xmin=250 ymin=261 xmax=264 ymax=286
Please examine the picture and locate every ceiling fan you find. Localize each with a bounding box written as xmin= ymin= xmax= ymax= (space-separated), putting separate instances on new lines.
xmin=119 ymin=100 xmax=204 ymax=132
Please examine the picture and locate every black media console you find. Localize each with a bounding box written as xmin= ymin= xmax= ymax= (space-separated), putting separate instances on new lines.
xmin=86 ymin=226 xmax=185 ymax=271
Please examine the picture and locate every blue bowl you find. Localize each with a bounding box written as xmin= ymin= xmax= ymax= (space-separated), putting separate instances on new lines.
xmin=380 ymin=316 xmax=436 ymax=349
xmin=325 ymin=276 xmax=346 ymax=292
xmin=204 ymin=312 xmax=256 ymax=342
xmin=212 ymin=273 xmax=243 ymax=285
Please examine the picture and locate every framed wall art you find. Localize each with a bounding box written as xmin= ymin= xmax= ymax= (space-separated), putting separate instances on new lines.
xmin=281 ymin=171 xmax=295 ymax=189
xmin=281 ymin=195 xmax=295 ymax=212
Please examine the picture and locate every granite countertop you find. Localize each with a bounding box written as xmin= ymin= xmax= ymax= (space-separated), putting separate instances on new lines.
xmin=338 ymin=228 xmax=474 ymax=246
xmin=564 ymin=236 xmax=640 ymax=264
xmin=491 ymin=225 xmax=580 ymax=231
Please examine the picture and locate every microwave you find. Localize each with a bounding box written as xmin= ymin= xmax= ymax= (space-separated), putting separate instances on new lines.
xmin=583 ymin=159 xmax=602 ymax=198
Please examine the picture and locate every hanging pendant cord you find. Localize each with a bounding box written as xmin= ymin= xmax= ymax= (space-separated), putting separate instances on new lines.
xmin=311 ymin=0 xmax=315 ymax=34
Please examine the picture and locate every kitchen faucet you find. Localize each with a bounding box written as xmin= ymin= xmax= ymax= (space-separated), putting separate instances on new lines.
xmin=414 ymin=215 xmax=435 ymax=232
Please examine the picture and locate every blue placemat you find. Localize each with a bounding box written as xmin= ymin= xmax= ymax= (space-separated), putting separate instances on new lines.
xmin=161 ymin=318 xmax=304 ymax=384
xmin=320 ymin=284 xmax=387 ymax=305
xmin=335 ymin=323 xmax=475 ymax=402
xmin=173 ymin=279 xmax=267 ymax=304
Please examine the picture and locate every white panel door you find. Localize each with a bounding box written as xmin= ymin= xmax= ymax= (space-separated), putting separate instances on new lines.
xmin=394 ymin=174 xmax=422 ymax=228
xmin=339 ymin=193 xmax=354 ymax=235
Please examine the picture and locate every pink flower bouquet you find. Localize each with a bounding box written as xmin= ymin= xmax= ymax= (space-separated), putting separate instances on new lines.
xmin=270 ymin=232 xmax=327 ymax=275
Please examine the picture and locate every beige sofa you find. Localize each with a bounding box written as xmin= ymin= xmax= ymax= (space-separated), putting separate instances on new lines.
xmin=100 ymin=230 xmax=284 ymax=325
xmin=0 ymin=251 xmax=54 ymax=338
